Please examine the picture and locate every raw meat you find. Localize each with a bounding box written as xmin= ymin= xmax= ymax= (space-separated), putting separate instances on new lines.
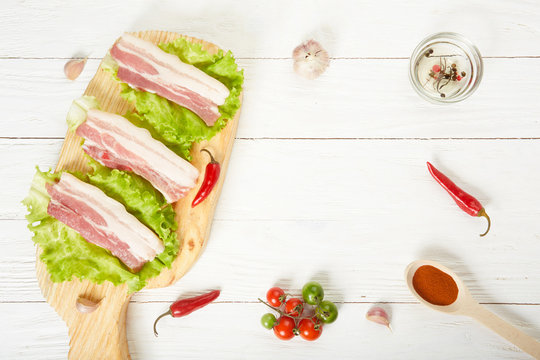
xmin=46 ymin=173 xmax=164 ymax=272
xmin=110 ymin=34 xmax=229 ymax=126
xmin=76 ymin=109 xmax=199 ymax=203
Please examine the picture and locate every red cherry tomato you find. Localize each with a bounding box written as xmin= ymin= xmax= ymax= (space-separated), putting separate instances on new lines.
xmin=266 ymin=287 xmax=286 ymax=307
xmin=285 ymin=298 xmax=304 ymax=317
xmin=299 ymin=317 xmax=323 ymax=341
xmin=273 ymin=316 xmax=296 ymax=340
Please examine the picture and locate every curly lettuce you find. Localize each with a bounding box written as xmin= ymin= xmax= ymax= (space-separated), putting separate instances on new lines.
xmin=22 ymin=162 xmax=178 ymax=293
xmin=120 ymin=37 xmax=244 ymax=160
xmin=22 ymin=37 xmax=241 ymax=292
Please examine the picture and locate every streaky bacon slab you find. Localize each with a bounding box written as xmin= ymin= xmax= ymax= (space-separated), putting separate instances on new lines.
xmin=76 ymin=109 xmax=199 ymax=203
xmin=46 ymin=173 xmax=164 ymax=272
xmin=110 ymin=34 xmax=230 ymax=126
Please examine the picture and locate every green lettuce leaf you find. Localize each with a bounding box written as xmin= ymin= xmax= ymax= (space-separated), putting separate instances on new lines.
xmin=22 ymin=163 xmax=178 ymax=293
xmin=120 ymin=37 xmax=243 ymax=160
xmin=66 ymin=96 xmax=100 ymax=131
xmin=22 ymin=37 xmax=238 ymax=292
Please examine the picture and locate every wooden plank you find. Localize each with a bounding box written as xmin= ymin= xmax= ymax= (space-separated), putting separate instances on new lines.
xmin=1 ymin=139 xmax=63 ymax=219
xmin=2 ymin=58 xmax=540 ymax=139
xmin=6 ymin=138 xmax=540 ymax=221
xmin=2 ymin=0 xmax=540 ymax=58
xmin=3 ymin=215 xmax=540 ymax=304
xmin=4 ymin=1 xmax=540 ymax=358
xmin=2 ymin=302 xmax=539 ymax=359
xmin=5 ymin=139 xmax=540 ymax=304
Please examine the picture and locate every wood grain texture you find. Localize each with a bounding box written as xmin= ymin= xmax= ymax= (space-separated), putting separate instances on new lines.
xmin=3 ymin=58 xmax=540 ymax=139
xmin=3 ymin=0 xmax=540 ymax=359
xmin=34 ymin=31 xmax=242 ymax=359
xmin=2 ymin=302 xmax=540 ymax=360
xmin=4 ymin=139 xmax=540 ymax=304
xmin=2 ymin=0 xmax=540 ymax=58
xmin=406 ymin=260 xmax=540 ymax=358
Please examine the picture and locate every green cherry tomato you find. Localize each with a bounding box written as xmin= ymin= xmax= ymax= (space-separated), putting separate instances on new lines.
xmin=316 ymin=300 xmax=338 ymax=324
xmin=261 ymin=313 xmax=277 ymax=329
xmin=302 ymin=281 xmax=324 ymax=305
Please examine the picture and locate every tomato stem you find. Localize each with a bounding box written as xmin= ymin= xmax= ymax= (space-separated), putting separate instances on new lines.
xmin=257 ymin=298 xmax=317 ymax=323
xmin=258 ymin=298 xmax=287 ymax=316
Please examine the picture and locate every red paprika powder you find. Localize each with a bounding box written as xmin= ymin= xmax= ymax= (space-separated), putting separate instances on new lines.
xmin=412 ymin=265 xmax=458 ymax=306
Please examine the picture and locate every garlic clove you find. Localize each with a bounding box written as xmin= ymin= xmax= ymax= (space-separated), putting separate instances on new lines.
xmin=64 ymin=58 xmax=87 ymax=80
xmin=76 ymin=296 xmax=101 ymax=314
xmin=366 ymin=306 xmax=392 ymax=331
xmin=292 ymin=40 xmax=329 ymax=80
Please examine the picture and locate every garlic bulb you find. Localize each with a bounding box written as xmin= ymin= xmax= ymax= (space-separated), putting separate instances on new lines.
xmin=64 ymin=58 xmax=87 ymax=80
xmin=76 ymin=296 xmax=101 ymax=314
xmin=292 ymin=40 xmax=329 ymax=80
xmin=366 ymin=306 xmax=391 ymax=331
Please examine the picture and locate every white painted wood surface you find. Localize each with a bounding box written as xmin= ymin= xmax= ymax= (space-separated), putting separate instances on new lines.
xmin=1 ymin=1 xmax=540 ymax=359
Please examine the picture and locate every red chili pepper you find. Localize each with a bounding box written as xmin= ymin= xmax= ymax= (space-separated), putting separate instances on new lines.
xmin=191 ymin=149 xmax=221 ymax=208
xmin=426 ymin=162 xmax=491 ymax=236
xmin=153 ymin=289 xmax=220 ymax=336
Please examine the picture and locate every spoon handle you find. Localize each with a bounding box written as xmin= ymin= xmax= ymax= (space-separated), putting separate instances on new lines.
xmin=469 ymin=303 xmax=540 ymax=359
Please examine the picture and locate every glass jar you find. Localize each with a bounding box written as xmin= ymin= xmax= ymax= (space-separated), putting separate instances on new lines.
xmin=409 ymin=32 xmax=483 ymax=104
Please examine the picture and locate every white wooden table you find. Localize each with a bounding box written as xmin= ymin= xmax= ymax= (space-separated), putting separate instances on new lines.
xmin=2 ymin=1 xmax=540 ymax=358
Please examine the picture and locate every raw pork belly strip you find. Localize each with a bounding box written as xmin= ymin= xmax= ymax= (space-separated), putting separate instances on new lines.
xmin=76 ymin=109 xmax=199 ymax=203
xmin=110 ymin=34 xmax=230 ymax=126
xmin=46 ymin=173 xmax=164 ymax=272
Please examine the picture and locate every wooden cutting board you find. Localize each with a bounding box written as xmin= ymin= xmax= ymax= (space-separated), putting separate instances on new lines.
xmin=35 ymin=30 xmax=242 ymax=359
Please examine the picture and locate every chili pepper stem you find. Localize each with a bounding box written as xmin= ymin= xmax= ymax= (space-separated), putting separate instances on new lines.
xmin=153 ymin=309 xmax=172 ymax=337
xmin=200 ymin=148 xmax=217 ymax=163
xmin=478 ymin=208 xmax=491 ymax=237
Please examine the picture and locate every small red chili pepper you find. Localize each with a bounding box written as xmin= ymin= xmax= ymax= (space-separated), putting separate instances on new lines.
xmin=153 ymin=289 xmax=220 ymax=336
xmin=192 ymin=149 xmax=221 ymax=208
xmin=427 ymin=162 xmax=491 ymax=236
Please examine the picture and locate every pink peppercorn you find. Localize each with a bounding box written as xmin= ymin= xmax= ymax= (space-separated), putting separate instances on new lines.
xmin=432 ymin=65 xmax=441 ymax=73
xmin=457 ymin=75 xmax=462 ymax=81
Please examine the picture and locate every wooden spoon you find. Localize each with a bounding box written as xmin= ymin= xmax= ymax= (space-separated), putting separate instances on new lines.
xmin=405 ymin=260 xmax=540 ymax=359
